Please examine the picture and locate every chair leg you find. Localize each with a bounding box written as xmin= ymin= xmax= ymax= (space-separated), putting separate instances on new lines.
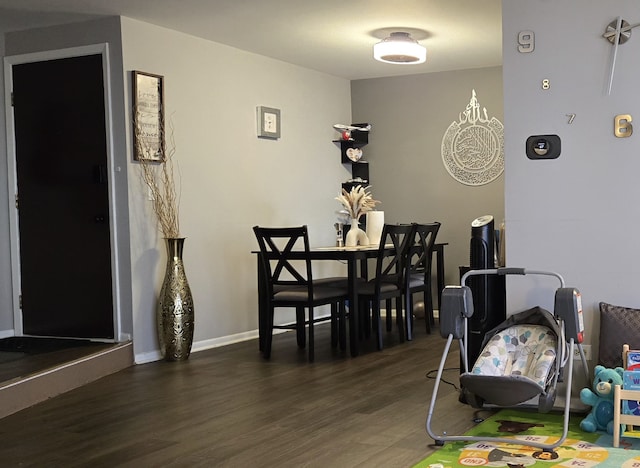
xmin=395 ymin=296 xmax=405 ymax=342
xmin=385 ymin=299 xmax=393 ymax=331
xmin=373 ymin=302 xmax=383 ymax=351
xmin=426 ymin=274 xmax=435 ymax=328
xmin=296 ymin=307 xmax=306 ymax=348
xmin=263 ymin=308 xmax=275 ymax=359
xmin=308 ymin=307 xmax=315 ymax=362
xmin=330 ymin=303 xmax=338 ymax=348
xmin=360 ymin=300 xmax=371 ymax=339
xmin=425 ymin=290 xmax=432 ymax=334
xmin=258 ymin=309 xmax=264 ymax=352
xmin=339 ymin=300 xmax=347 ymax=351
xmin=405 ymin=293 xmax=414 ymax=341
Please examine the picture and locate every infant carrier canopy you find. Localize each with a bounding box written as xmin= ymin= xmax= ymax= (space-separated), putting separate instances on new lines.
xmin=425 ymin=268 xmax=589 ymax=451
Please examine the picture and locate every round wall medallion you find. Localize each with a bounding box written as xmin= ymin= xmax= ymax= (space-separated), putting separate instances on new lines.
xmin=441 ymin=90 xmax=504 ymax=186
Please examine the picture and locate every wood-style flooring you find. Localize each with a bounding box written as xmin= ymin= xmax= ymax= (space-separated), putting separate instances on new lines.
xmin=0 ymin=319 xmax=491 ymax=467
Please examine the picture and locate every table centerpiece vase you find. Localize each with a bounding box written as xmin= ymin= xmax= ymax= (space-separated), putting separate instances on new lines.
xmin=345 ymin=218 xmax=369 ymax=247
xmin=336 ymin=184 xmax=380 ymax=247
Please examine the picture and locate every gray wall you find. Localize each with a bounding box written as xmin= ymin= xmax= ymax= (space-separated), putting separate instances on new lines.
xmin=351 ymin=67 xmax=504 ymax=286
xmin=503 ymin=0 xmax=640 ymax=359
xmin=119 ymin=18 xmax=353 ymax=361
xmin=0 ymin=16 xmax=353 ymax=362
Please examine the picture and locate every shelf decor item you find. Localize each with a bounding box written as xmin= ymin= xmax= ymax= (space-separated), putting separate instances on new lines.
xmin=133 ymin=77 xmax=194 ymax=361
xmin=335 ymin=185 xmax=380 ymax=247
xmin=365 ymin=211 xmax=385 ymax=245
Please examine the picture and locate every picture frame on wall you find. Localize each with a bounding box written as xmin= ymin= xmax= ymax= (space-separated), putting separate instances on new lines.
xmin=256 ymin=106 xmax=281 ymax=139
xmin=132 ymin=70 xmax=165 ymax=161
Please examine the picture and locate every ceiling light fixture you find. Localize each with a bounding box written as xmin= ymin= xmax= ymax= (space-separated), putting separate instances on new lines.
xmin=373 ymin=31 xmax=427 ymax=64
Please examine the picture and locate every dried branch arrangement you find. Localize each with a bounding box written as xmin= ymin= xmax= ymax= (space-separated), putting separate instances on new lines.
xmin=135 ymin=119 xmax=181 ymax=238
xmin=335 ymin=185 xmax=380 ymax=221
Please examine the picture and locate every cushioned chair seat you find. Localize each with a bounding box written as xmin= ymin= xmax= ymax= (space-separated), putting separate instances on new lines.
xmin=313 ymin=277 xmax=349 ymax=286
xmin=274 ymin=286 xmax=347 ymax=302
xmin=273 ymin=277 xmax=353 ymax=293
xmin=408 ymin=272 xmax=424 ymax=288
xmin=357 ymin=282 xmax=401 ymax=295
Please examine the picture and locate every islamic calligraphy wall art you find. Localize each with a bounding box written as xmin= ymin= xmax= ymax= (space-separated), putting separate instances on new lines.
xmin=441 ymin=89 xmax=504 ymax=186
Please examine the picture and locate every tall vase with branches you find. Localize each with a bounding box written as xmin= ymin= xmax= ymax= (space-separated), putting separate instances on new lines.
xmin=135 ymin=119 xmax=194 ymax=361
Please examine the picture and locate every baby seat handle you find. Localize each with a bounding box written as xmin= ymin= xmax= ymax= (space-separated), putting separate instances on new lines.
xmin=461 ymin=267 xmax=565 ymax=288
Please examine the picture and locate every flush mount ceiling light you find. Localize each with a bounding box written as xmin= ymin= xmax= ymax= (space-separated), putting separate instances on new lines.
xmin=373 ymin=31 xmax=427 ymax=64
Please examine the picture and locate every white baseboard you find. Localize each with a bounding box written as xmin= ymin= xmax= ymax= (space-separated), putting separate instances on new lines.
xmin=134 ymin=349 xmax=163 ymax=364
xmin=133 ymin=329 xmax=263 ymax=364
xmin=193 ymin=329 xmax=260 ymax=352
xmin=133 ymin=320 xmax=325 ymax=365
xmin=0 ymin=329 xmax=15 ymax=339
xmin=134 ymin=310 xmax=438 ymax=364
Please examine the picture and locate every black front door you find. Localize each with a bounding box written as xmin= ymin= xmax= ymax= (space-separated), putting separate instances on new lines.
xmin=12 ymin=54 xmax=114 ymax=339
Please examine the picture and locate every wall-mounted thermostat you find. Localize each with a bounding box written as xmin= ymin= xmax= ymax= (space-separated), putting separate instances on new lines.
xmin=526 ymin=135 xmax=561 ymax=160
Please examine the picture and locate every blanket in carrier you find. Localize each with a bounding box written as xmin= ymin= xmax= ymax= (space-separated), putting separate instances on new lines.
xmin=460 ymin=306 xmax=562 ymax=408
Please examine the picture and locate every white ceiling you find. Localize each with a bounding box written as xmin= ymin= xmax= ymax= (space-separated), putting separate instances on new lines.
xmin=0 ymin=0 xmax=502 ymax=80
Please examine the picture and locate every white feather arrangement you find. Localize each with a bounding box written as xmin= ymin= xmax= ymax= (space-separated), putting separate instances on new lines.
xmin=335 ymin=185 xmax=380 ymax=221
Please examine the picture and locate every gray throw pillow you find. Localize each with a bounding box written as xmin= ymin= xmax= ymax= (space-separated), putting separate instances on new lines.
xmin=598 ymin=302 xmax=640 ymax=368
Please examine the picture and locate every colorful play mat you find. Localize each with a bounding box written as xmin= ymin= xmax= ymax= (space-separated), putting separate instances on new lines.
xmin=415 ymin=408 xmax=640 ymax=467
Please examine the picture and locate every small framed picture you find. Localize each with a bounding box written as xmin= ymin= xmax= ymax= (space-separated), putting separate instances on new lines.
xmin=132 ymin=70 xmax=165 ymax=161
xmin=257 ymin=106 xmax=281 ymax=139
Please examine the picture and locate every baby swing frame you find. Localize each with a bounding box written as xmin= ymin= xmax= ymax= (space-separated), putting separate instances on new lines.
xmin=425 ymin=267 xmax=589 ymax=451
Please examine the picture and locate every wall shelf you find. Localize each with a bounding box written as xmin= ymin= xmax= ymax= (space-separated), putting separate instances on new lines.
xmin=336 ymin=124 xmax=370 ymax=190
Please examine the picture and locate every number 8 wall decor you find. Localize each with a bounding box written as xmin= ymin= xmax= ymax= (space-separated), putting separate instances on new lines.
xmin=441 ymin=89 xmax=504 ymax=186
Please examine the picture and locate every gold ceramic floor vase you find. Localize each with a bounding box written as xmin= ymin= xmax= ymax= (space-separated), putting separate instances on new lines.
xmin=157 ymin=237 xmax=194 ymax=361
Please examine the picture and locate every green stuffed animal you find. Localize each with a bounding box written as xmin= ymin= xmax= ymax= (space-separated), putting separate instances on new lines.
xmin=579 ymin=365 xmax=624 ymax=434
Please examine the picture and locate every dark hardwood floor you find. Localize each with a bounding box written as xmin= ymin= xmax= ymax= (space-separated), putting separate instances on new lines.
xmin=0 ymin=318 xmax=489 ymax=467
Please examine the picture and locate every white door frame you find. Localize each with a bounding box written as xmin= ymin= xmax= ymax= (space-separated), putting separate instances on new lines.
xmin=3 ymin=43 xmax=123 ymax=341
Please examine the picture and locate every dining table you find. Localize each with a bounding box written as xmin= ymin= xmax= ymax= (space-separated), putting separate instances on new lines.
xmin=254 ymin=242 xmax=447 ymax=357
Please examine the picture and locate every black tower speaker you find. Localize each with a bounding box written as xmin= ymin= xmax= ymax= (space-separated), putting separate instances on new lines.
xmin=464 ymin=215 xmax=506 ymax=371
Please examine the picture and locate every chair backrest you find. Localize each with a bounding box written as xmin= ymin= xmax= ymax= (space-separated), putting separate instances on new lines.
xmin=253 ymin=225 xmax=313 ymax=298
xmin=373 ymin=223 xmax=416 ymax=288
xmin=409 ymin=222 xmax=441 ymax=281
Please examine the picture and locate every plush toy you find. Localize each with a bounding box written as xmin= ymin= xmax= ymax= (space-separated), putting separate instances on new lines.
xmin=579 ymin=365 xmax=624 ymax=434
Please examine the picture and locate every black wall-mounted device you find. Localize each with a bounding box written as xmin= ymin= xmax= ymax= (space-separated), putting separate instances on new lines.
xmin=526 ymin=134 xmax=561 ymax=160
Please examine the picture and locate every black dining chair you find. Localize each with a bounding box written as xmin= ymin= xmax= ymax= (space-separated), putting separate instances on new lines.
xmin=357 ymin=223 xmax=415 ymax=350
xmin=405 ymin=222 xmax=441 ymax=337
xmin=253 ymin=225 xmax=349 ymax=362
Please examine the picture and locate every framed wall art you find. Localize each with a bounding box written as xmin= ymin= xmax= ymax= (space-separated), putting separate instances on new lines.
xmin=256 ymin=106 xmax=281 ymax=139
xmin=132 ymin=70 xmax=165 ymax=161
